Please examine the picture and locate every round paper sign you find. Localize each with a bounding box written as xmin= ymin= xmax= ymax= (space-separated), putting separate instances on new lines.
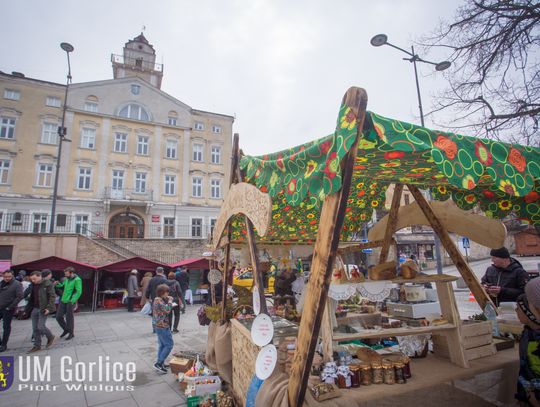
xmin=208 ymin=269 xmax=222 ymax=285
xmin=252 ymin=287 xmax=261 ymax=315
xmin=255 ymin=344 xmax=277 ymax=380
xmin=250 ymin=313 xmax=273 ymax=346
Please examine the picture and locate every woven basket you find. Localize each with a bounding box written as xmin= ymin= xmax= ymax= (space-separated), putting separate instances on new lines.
xmin=231 ymin=321 xmax=260 ymax=406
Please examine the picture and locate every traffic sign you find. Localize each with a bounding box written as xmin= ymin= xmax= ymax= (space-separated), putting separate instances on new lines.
xmin=462 ymin=237 xmax=470 ymax=249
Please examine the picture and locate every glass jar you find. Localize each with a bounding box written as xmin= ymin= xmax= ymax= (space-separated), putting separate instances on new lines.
xmin=349 ymin=365 xmax=361 ymax=388
xmin=337 ymin=374 xmax=348 ymax=389
xmin=394 ymin=362 xmax=406 ymax=384
xmin=401 ymin=356 xmax=412 ymax=379
xmin=371 ymin=362 xmax=383 ymax=384
xmin=382 ymin=362 xmax=395 ymax=385
xmin=360 ymin=364 xmax=372 ymax=386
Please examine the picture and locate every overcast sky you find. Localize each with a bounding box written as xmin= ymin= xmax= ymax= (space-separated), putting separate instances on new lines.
xmin=2 ymin=0 xmax=463 ymax=156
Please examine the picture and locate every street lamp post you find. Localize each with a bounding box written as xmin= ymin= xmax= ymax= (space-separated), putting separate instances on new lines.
xmin=370 ymin=34 xmax=450 ymax=274
xmin=50 ymin=42 xmax=74 ymax=234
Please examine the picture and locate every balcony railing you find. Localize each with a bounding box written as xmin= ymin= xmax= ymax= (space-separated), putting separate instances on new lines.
xmin=103 ymin=187 xmax=153 ymax=201
xmin=0 ymin=213 xmax=214 ymax=240
xmin=111 ymin=54 xmax=163 ymax=72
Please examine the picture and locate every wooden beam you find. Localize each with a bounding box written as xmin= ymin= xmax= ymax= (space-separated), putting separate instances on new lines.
xmin=407 ymin=184 xmax=495 ymax=312
xmin=379 ymin=183 xmax=403 ymax=263
xmin=288 ymin=87 xmax=367 ymax=407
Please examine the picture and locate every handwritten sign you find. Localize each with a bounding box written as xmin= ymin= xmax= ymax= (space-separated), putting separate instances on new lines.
xmin=253 ymin=286 xmax=261 ymax=315
xmin=250 ymin=313 xmax=273 ymax=346
xmin=255 ymin=344 xmax=277 ymax=380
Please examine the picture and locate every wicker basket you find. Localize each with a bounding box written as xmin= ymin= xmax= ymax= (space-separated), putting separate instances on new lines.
xmin=231 ymin=320 xmax=260 ymax=406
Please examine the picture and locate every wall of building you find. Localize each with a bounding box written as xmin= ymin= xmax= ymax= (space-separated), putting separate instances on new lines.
xmin=75 ymin=235 xmax=124 ymax=266
xmin=110 ymin=238 xmax=208 ymax=264
xmin=0 ymin=233 xmax=78 ymax=265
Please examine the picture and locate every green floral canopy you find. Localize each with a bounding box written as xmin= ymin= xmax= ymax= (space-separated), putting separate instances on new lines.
xmin=231 ymin=104 xmax=540 ymax=243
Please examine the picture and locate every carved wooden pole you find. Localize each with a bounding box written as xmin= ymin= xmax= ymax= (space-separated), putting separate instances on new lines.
xmin=288 ymin=87 xmax=367 ymax=407
xmin=379 ymin=183 xmax=403 ymax=263
xmin=407 ymin=184 xmax=495 ymax=312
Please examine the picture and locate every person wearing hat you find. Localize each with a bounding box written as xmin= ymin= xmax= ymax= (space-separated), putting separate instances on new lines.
xmin=515 ymin=279 xmax=540 ymax=405
xmin=127 ymin=269 xmax=139 ymax=312
xmin=481 ymin=246 xmax=528 ymax=306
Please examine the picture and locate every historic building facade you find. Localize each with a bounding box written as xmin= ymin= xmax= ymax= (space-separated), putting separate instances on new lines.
xmin=0 ymin=34 xmax=233 ymax=242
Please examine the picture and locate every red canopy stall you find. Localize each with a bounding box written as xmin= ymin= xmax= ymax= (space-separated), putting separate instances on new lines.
xmin=11 ymin=256 xmax=97 ymax=308
xmin=96 ymin=257 xmax=169 ymax=311
xmin=169 ymin=257 xmax=211 ymax=270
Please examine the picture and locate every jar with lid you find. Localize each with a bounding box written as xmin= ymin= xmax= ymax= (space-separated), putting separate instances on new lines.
xmin=336 ymin=366 xmax=352 ymax=389
xmin=382 ymin=361 xmax=395 ymax=385
xmin=359 ymin=363 xmax=372 ymax=386
xmin=401 ymin=356 xmax=411 ymax=379
xmin=394 ymin=362 xmax=406 ymax=384
xmin=371 ymin=362 xmax=383 ymax=384
xmin=349 ymin=365 xmax=361 ymax=388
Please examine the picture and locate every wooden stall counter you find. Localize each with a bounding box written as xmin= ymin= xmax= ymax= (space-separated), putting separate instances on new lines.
xmin=254 ymin=348 xmax=518 ymax=406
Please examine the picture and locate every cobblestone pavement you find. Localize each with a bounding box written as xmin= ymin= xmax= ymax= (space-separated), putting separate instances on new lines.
xmin=1 ymin=305 xmax=208 ymax=407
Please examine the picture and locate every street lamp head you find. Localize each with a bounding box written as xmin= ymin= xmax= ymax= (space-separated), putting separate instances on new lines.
xmin=60 ymin=42 xmax=74 ymax=53
xmin=435 ymin=61 xmax=451 ymax=71
xmin=370 ymin=34 xmax=388 ymax=47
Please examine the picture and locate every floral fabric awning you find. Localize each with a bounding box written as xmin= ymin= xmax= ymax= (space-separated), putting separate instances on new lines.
xmin=233 ymin=106 xmax=540 ymax=243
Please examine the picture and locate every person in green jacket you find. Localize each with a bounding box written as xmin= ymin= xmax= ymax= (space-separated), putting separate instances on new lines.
xmin=54 ymin=266 xmax=82 ymax=340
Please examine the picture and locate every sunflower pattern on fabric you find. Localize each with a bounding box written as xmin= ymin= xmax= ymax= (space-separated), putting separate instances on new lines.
xmin=239 ymin=103 xmax=359 ymax=206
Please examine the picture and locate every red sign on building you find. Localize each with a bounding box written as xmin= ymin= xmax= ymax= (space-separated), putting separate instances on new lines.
xmin=152 ymin=215 xmax=160 ymax=223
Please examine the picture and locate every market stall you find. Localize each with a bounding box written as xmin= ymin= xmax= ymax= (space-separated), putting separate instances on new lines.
xmin=202 ymin=86 xmax=539 ymax=406
xmin=96 ymin=256 xmax=168 ymax=311
xmin=11 ymin=256 xmax=97 ymax=308
xmin=169 ymin=257 xmax=213 ymax=304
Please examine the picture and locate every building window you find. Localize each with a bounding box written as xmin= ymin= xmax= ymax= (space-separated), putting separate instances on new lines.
xmin=212 ymin=125 xmax=222 ymax=134
xmin=3 ymin=89 xmax=20 ymax=101
xmin=192 ymin=177 xmax=202 ymax=197
xmin=41 ymin=122 xmax=58 ymax=144
xmin=0 ymin=117 xmax=16 ymax=139
xmin=134 ymin=172 xmax=147 ymax=193
xmin=193 ymin=143 xmax=203 ymax=162
xmin=77 ymin=167 xmax=92 ymax=190
xmin=80 ymin=128 xmax=96 ymax=149
xmin=137 ymin=135 xmax=149 ymax=155
xmin=164 ymin=175 xmax=176 ymax=195
xmin=84 ymin=101 xmax=98 ymax=112
xmin=112 ymin=170 xmax=124 ymax=190
xmin=194 ymin=122 xmax=204 ymax=131
xmin=210 ymin=179 xmax=222 ymax=199
xmin=211 ymin=146 xmax=221 ymax=164
xmin=118 ymin=104 xmax=149 ymax=121
xmin=165 ymin=140 xmax=177 ymax=159
xmin=210 ymin=218 xmax=217 ymax=236
xmin=114 ymin=133 xmax=128 ymax=152
xmin=33 ymin=213 xmax=47 ymax=233
xmin=163 ymin=217 xmax=175 ymax=238
xmin=0 ymin=160 xmax=10 ymax=184
xmin=56 ymin=214 xmax=67 ymax=227
xmin=168 ymin=117 xmax=177 ymax=126
xmin=36 ymin=163 xmax=53 ymax=187
xmin=75 ymin=214 xmax=89 ymax=234
xmin=191 ymin=218 xmax=202 ymax=238
xmin=46 ymin=96 xmax=61 ymax=107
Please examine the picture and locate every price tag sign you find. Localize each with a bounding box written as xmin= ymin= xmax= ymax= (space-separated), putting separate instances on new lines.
xmin=255 ymin=344 xmax=277 ymax=380
xmin=253 ymin=286 xmax=261 ymax=315
xmin=250 ymin=313 xmax=273 ymax=346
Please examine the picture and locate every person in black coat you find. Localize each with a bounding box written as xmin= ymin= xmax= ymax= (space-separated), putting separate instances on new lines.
xmin=481 ymin=247 xmax=528 ymax=306
xmin=0 ymin=270 xmax=23 ymax=352
xmin=145 ymin=267 xmax=167 ymax=302
xmin=175 ymin=267 xmax=189 ymax=311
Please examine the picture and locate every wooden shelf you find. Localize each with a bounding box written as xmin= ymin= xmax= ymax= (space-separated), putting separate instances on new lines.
xmin=332 ymin=323 xmax=456 ymax=341
xmin=390 ymin=274 xmax=458 ymax=284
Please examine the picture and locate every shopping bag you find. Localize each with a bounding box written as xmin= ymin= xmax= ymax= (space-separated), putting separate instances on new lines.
xmin=140 ymin=302 xmax=152 ymax=315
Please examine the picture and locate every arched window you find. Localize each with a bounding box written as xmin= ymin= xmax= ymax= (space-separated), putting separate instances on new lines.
xmin=118 ymin=104 xmax=150 ymax=121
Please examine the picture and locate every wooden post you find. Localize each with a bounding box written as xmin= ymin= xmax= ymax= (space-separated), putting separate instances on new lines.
xmin=320 ymin=301 xmax=334 ymax=362
xmin=245 ymin=217 xmax=268 ymax=315
xmin=220 ymin=134 xmax=240 ymax=322
xmin=407 ymin=184 xmax=495 ymax=312
xmin=92 ymin=269 xmax=99 ymax=312
xmin=379 ymin=183 xmax=403 ymax=263
xmin=288 ymin=87 xmax=367 ymax=407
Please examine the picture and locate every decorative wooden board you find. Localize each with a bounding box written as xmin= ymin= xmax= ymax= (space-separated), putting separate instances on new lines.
xmin=368 ymin=199 xmax=506 ymax=248
xmin=211 ymin=182 xmax=272 ymax=250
